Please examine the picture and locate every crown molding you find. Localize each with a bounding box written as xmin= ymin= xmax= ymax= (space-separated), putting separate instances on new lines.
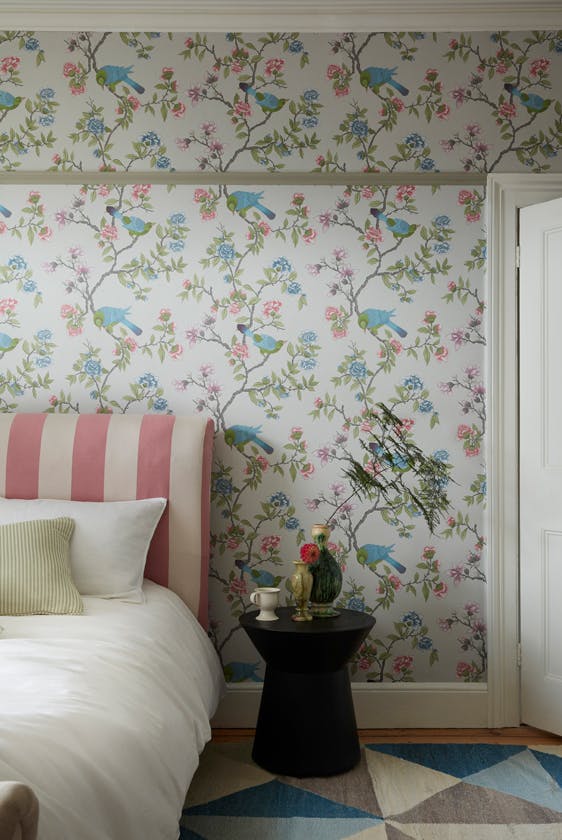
xmin=1 ymin=1 xmax=561 ymax=32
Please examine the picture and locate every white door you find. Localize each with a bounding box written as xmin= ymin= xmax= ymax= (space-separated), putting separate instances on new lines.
xmin=520 ymin=196 xmax=562 ymax=734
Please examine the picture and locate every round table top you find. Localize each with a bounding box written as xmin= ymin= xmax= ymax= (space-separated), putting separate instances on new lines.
xmin=239 ymin=606 xmax=375 ymax=636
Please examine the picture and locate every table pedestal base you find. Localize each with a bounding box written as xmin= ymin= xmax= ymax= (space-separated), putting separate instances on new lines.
xmin=252 ymin=665 xmax=360 ymax=777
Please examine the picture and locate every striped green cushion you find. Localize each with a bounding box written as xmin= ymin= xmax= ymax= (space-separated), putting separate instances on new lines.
xmin=0 ymin=517 xmax=83 ymax=615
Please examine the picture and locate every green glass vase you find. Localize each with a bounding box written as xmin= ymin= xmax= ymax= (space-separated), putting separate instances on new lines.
xmin=309 ymin=524 xmax=342 ymax=617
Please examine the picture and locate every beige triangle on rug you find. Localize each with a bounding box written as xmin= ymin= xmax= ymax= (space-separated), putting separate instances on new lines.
xmin=345 ymin=822 xmax=400 ymax=839
xmin=392 ymin=822 xmax=562 ymax=839
xmin=364 ymin=748 xmax=460 ymax=818
xmin=528 ymin=744 xmax=562 ymax=759
xmin=184 ymin=743 xmax=274 ymax=807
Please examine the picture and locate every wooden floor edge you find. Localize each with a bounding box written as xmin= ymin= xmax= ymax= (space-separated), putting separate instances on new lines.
xmin=211 ymin=726 xmax=562 ymax=745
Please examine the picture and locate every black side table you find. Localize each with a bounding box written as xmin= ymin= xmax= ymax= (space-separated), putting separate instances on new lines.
xmin=239 ymin=607 xmax=375 ymax=777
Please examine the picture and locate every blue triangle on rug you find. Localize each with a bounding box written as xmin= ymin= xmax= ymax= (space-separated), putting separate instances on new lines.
xmin=365 ymin=742 xmax=527 ymax=778
xmin=532 ymin=749 xmax=562 ymax=787
xmin=184 ymin=779 xmax=379 ymax=820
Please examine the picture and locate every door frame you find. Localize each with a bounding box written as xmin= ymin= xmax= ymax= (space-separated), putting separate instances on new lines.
xmin=487 ymin=173 xmax=562 ymax=726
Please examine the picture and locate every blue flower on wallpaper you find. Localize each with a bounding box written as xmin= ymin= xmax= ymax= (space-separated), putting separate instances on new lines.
xmin=8 ymin=381 xmax=23 ymax=396
xmin=169 ymin=212 xmax=186 ymax=225
xmin=138 ymin=372 xmax=158 ymax=389
xmin=407 ymin=268 xmax=424 ymax=283
xmin=285 ymin=516 xmax=300 ymax=530
xmin=348 ymin=360 xmax=367 ymax=379
xmin=403 ymin=374 xmax=423 ymax=391
xmin=402 ymin=611 xmax=423 ymax=629
xmin=272 ymin=257 xmax=291 ymax=273
xmin=418 ymin=399 xmax=434 ymax=413
xmin=269 ymin=492 xmax=290 ymax=509
xmin=39 ymin=88 xmax=55 ymax=100
xmin=433 ymin=215 xmax=451 ymax=228
xmin=404 ymin=132 xmax=426 ymax=149
xmin=418 ymin=636 xmax=433 ymax=650
xmin=89 ymin=390 xmax=99 ymax=400
xmin=349 ymin=596 xmax=366 ymax=612
xmin=25 ymin=37 xmax=40 ymax=51
xmin=39 ymin=115 xmax=55 ymax=126
xmin=168 ymin=240 xmax=185 ymax=251
xmin=215 ymin=478 xmax=233 ymax=496
xmin=35 ymin=356 xmax=52 ymax=368
xmin=87 ymin=118 xmax=105 ymax=136
xmin=8 ymin=256 xmax=27 ymax=271
xmin=287 ymin=281 xmax=301 ymax=294
xmin=217 ymin=243 xmax=235 ymax=261
xmin=555 ymin=38 xmax=562 ymax=52
xmin=433 ymin=449 xmax=450 ymax=462
xmin=433 ymin=242 xmax=450 ymax=254
xmin=36 ymin=329 xmax=52 ymax=342
xmin=420 ymin=158 xmax=436 ymax=171
xmin=84 ymin=359 xmax=102 ymax=377
xmin=156 ymin=156 xmax=171 ymax=169
xmin=140 ymin=131 xmax=161 ymax=147
xmin=300 ymin=357 xmax=316 ymax=369
xmin=289 ymin=40 xmax=304 ymax=53
xmin=301 ymin=116 xmax=319 ymax=128
xmin=350 ymin=119 xmax=369 ymax=138
xmin=303 ymin=89 xmax=319 ymax=102
xmin=23 ymin=280 xmax=37 ymax=292
xmin=300 ymin=330 xmax=317 ymax=344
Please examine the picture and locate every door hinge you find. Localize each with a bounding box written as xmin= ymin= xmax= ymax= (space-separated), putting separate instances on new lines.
xmin=517 ymin=642 xmax=522 ymax=668
xmin=516 ymin=244 xmax=520 ymax=269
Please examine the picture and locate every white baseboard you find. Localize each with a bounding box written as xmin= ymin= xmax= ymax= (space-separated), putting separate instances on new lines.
xmin=212 ymin=682 xmax=489 ymax=728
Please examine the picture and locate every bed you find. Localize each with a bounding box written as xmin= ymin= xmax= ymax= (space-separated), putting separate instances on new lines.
xmin=0 ymin=413 xmax=224 ymax=840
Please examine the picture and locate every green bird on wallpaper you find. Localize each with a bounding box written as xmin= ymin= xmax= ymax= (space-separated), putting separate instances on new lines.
xmin=93 ymin=306 xmax=143 ymax=336
xmin=360 ymin=66 xmax=409 ymax=96
xmin=358 ymin=308 xmax=408 ymax=338
xmin=0 ymin=91 xmax=23 ymax=112
xmin=226 ymin=191 xmax=276 ymax=220
xmin=237 ymin=324 xmax=284 ymax=355
xmin=370 ymin=208 xmax=417 ymax=239
xmin=224 ymin=425 xmax=274 ymax=454
xmin=503 ymin=83 xmax=551 ymax=114
xmin=96 ymin=65 xmax=145 ymax=94
xmin=238 ymin=82 xmax=287 ymax=113
xmin=106 ymin=206 xmax=153 ymax=236
xmin=0 ymin=333 xmax=19 ymax=356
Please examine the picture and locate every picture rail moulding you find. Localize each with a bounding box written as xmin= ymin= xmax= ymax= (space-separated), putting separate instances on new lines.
xmin=1 ymin=1 xmax=562 ymax=32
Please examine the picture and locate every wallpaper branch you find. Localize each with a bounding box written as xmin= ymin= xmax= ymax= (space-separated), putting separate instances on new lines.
xmin=0 ymin=29 xmax=561 ymax=686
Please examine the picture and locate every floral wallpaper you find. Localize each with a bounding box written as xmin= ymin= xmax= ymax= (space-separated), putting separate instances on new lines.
xmin=0 ymin=29 xmax=561 ymax=684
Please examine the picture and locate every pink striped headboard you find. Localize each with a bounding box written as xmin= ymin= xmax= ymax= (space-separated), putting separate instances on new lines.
xmin=0 ymin=413 xmax=214 ymax=627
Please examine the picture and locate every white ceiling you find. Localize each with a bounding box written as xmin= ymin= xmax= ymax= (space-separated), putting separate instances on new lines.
xmin=3 ymin=0 xmax=562 ymax=31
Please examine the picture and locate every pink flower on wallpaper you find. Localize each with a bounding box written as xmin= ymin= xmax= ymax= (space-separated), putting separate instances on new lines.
xmin=230 ymin=578 xmax=247 ymax=596
xmin=232 ymin=342 xmax=249 ymax=359
xmin=393 ymin=655 xmax=414 ymax=674
xmin=435 ymin=346 xmax=449 ymax=362
xmin=132 ymin=184 xmax=151 ymax=199
xmin=234 ymin=101 xmax=252 ymax=118
xmin=264 ymin=58 xmax=285 ymax=76
xmin=0 ymin=298 xmax=17 ymax=313
xmin=530 ymin=57 xmax=550 ymax=76
xmin=451 ymin=87 xmax=466 ymax=106
xmin=0 ymin=56 xmax=20 ymax=73
xmin=127 ymin=95 xmax=141 ymax=111
xmin=0 ymin=222 xmax=6 ymax=235
xmin=389 ymin=339 xmax=402 ymax=354
xmin=263 ymin=299 xmax=282 ymax=316
xmin=100 ymin=224 xmax=118 ymax=240
xmin=260 ymin=535 xmax=280 ymax=553
xmin=498 ymin=102 xmax=517 ymax=119
xmin=301 ymin=462 xmax=315 ymax=478
xmin=433 ymin=582 xmax=448 ymax=598
xmin=395 ymin=184 xmax=416 ymax=202
xmin=388 ymin=575 xmax=402 ymax=590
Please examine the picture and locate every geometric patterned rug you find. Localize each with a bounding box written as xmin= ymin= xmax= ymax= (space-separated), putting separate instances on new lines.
xmin=180 ymin=741 xmax=562 ymax=839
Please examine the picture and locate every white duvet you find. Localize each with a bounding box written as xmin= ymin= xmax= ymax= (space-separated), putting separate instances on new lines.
xmin=0 ymin=581 xmax=224 ymax=840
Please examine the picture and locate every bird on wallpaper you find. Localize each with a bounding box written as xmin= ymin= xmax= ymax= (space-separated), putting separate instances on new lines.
xmin=503 ymin=83 xmax=551 ymax=114
xmin=357 ymin=544 xmax=407 ymax=575
xmin=96 ymin=65 xmax=145 ymax=94
xmin=370 ymin=208 xmax=417 ymax=239
xmin=0 ymin=333 xmax=19 ymax=356
xmin=358 ymin=308 xmax=408 ymax=338
xmin=237 ymin=562 xmax=282 ymax=588
xmin=106 ymin=206 xmax=152 ymax=236
xmin=368 ymin=442 xmax=410 ymax=472
xmin=0 ymin=203 xmax=11 ymax=218
xmin=93 ymin=306 xmax=143 ymax=336
xmin=237 ymin=324 xmax=284 ymax=356
xmin=360 ymin=66 xmax=409 ymax=96
xmin=0 ymin=91 xmax=23 ymax=111
xmin=223 ymin=662 xmax=263 ymax=683
xmin=226 ymin=191 xmax=276 ymax=220
xmin=238 ymin=82 xmax=287 ymax=114
xmin=224 ymin=425 xmax=274 ymax=454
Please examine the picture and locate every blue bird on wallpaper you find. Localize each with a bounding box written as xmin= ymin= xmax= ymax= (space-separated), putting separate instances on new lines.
xmin=93 ymin=306 xmax=143 ymax=336
xmin=370 ymin=208 xmax=417 ymax=239
xmin=238 ymin=82 xmax=287 ymax=113
xmin=0 ymin=333 xmax=19 ymax=355
xmin=106 ymin=206 xmax=152 ymax=236
xmin=360 ymin=66 xmax=409 ymax=96
xmin=237 ymin=323 xmax=284 ymax=355
xmin=96 ymin=65 xmax=145 ymax=94
xmin=357 ymin=544 xmax=407 ymax=575
xmin=0 ymin=91 xmax=23 ymax=111
xmin=503 ymin=82 xmax=551 ymax=114
xmin=358 ymin=308 xmax=408 ymax=338
xmin=224 ymin=425 xmax=274 ymax=454
xmin=239 ymin=563 xmax=282 ymax=588
xmin=223 ymin=662 xmax=263 ymax=683
xmin=226 ymin=191 xmax=276 ymax=220
xmin=0 ymin=204 xmax=11 ymax=218
xmin=369 ymin=442 xmax=410 ymax=472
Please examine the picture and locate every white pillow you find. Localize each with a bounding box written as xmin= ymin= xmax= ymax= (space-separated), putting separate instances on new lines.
xmin=0 ymin=497 xmax=166 ymax=602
